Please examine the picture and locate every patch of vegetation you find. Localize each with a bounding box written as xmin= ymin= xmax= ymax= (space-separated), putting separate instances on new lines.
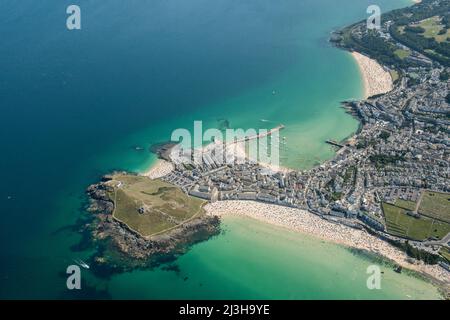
xmin=390 ymin=69 xmax=400 ymax=82
xmin=394 ymin=198 xmax=416 ymax=211
xmin=418 ymin=16 xmax=450 ymax=43
xmin=394 ymin=49 xmax=410 ymax=60
xmin=439 ymin=247 xmax=450 ymax=263
xmin=343 ymin=166 xmax=356 ymax=184
xmin=408 ymin=76 xmax=421 ymax=86
xmin=143 ymin=186 xmax=176 ymax=196
xmin=356 ymin=137 xmax=377 ymax=149
xmin=336 ymin=0 xmax=450 ymax=67
xmin=391 ymin=22 xmax=450 ymax=66
xmin=387 ymin=1 xmax=450 ymax=66
xmin=404 ymin=25 xmax=426 ymax=34
xmin=369 ymin=154 xmax=405 ymax=168
xmin=439 ymin=70 xmax=449 ymax=81
xmin=358 ymin=31 xmax=404 ymax=67
xmin=379 ymin=131 xmax=391 ymax=141
xmin=109 ymin=174 xmax=206 ymax=237
xmin=401 ymin=241 xmax=440 ymax=264
xmin=331 ymin=192 xmax=343 ymax=201
xmin=336 ymin=1 xmax=450 ymax=67
xmin=382 ymin=202 xmax=450 ymax=241
xmin=419 ymin=191 xmax=450 ymax=223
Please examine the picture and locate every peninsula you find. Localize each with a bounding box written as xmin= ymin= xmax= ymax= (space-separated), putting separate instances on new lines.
xmin=85 ymin=0 xmax=450 ymax=292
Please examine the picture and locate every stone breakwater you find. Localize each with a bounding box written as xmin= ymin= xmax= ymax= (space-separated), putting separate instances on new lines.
xmin=352 ymin=51 xmax=393 ymax=99
xmin=205 ymin=200 xmax=450 ymax=285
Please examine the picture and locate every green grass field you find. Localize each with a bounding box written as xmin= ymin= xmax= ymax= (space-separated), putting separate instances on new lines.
xmin=382 ymin=202 xmax=450 ymax=241
xmin=108 ymin=174 xmax=205 ymax=238
xmin=394 ymin=49 xmax=410 ymax=59
xmin=394 ymin=198 xmax=416 ymax=211
xmin=417 ymin=16 xmax=450 ymax=43
xmin=439 ymin=247 xmax=450 ymax=263
xmin=389 ymin=70 xmax=399 ymax=82
xmin=419 ymin=191 xmax=450 ymax=223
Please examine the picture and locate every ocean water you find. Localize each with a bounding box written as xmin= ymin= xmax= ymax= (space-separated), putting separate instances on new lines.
xmin=0 ymin=0 xmax=437 ymax=299
xmin=108 ymin=217 xmax=441 ymax=299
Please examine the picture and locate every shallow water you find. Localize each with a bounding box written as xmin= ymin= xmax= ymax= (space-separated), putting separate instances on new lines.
xmin=108 ymin=216 xmax=442 ymax=299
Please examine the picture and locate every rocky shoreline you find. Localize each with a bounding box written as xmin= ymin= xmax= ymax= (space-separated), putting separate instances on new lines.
xmin=84 ymin=175 xmax=221 ymax=276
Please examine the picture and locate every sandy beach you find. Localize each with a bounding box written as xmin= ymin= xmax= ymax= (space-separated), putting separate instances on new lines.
xmin=205 ymin=200 xmax=450 ymax=285
xmin=141 ymin=159 xmax=174 ymax=179
xmin=351 ymin=52 xmax=393 ymax=99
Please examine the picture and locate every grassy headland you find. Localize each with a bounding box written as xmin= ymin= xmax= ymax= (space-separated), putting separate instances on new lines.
xmin=107 ymin=174 xmax=206 ymax=238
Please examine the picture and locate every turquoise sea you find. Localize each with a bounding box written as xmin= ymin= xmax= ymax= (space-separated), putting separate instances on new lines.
xmin=0 ymin=0 xmax=441 ymax=299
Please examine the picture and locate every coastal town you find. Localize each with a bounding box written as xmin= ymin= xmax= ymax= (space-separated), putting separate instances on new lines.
xmin=86 ymin=0 xmax=450 ymax=289
xmin=145 ymin=0 xmax=450 ymax=281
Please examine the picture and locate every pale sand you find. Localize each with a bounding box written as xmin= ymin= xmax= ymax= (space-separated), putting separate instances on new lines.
xmin=351 ymin=52 xmax=393 ymax=99
xmin=141 ymin=159 xmax=174 ymax=179
xmin=205 ymin=200 xmax=450 ymax=285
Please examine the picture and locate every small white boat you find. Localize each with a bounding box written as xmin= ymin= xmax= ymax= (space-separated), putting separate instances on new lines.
xmin=74 ymin=259 xmax=90 ymax=269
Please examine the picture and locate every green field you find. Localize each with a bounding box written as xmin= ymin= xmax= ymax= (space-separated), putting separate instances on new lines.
xmin=439 ymin=247 xmax=450 ymax=263
xmin=389 ymin=70 xmax=400 ymax=82
xmin=417 ymin=16 xmax=450 ymax=43
xmin=382 ymin=202 xmax=450 ymax=241
xmin=419 ymin=191 xmax=450 ymax=223
xmin=108 ymin=174 xmax=206 ymax=238
xmin=394 ymin=198 xmax=416 ymax=211
xmin=394 ymin=49 xmax=410 ymax=59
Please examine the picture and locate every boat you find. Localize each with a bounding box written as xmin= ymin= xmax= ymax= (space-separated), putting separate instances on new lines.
xmin=73 ymin=259 xmax=90 ymax=269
